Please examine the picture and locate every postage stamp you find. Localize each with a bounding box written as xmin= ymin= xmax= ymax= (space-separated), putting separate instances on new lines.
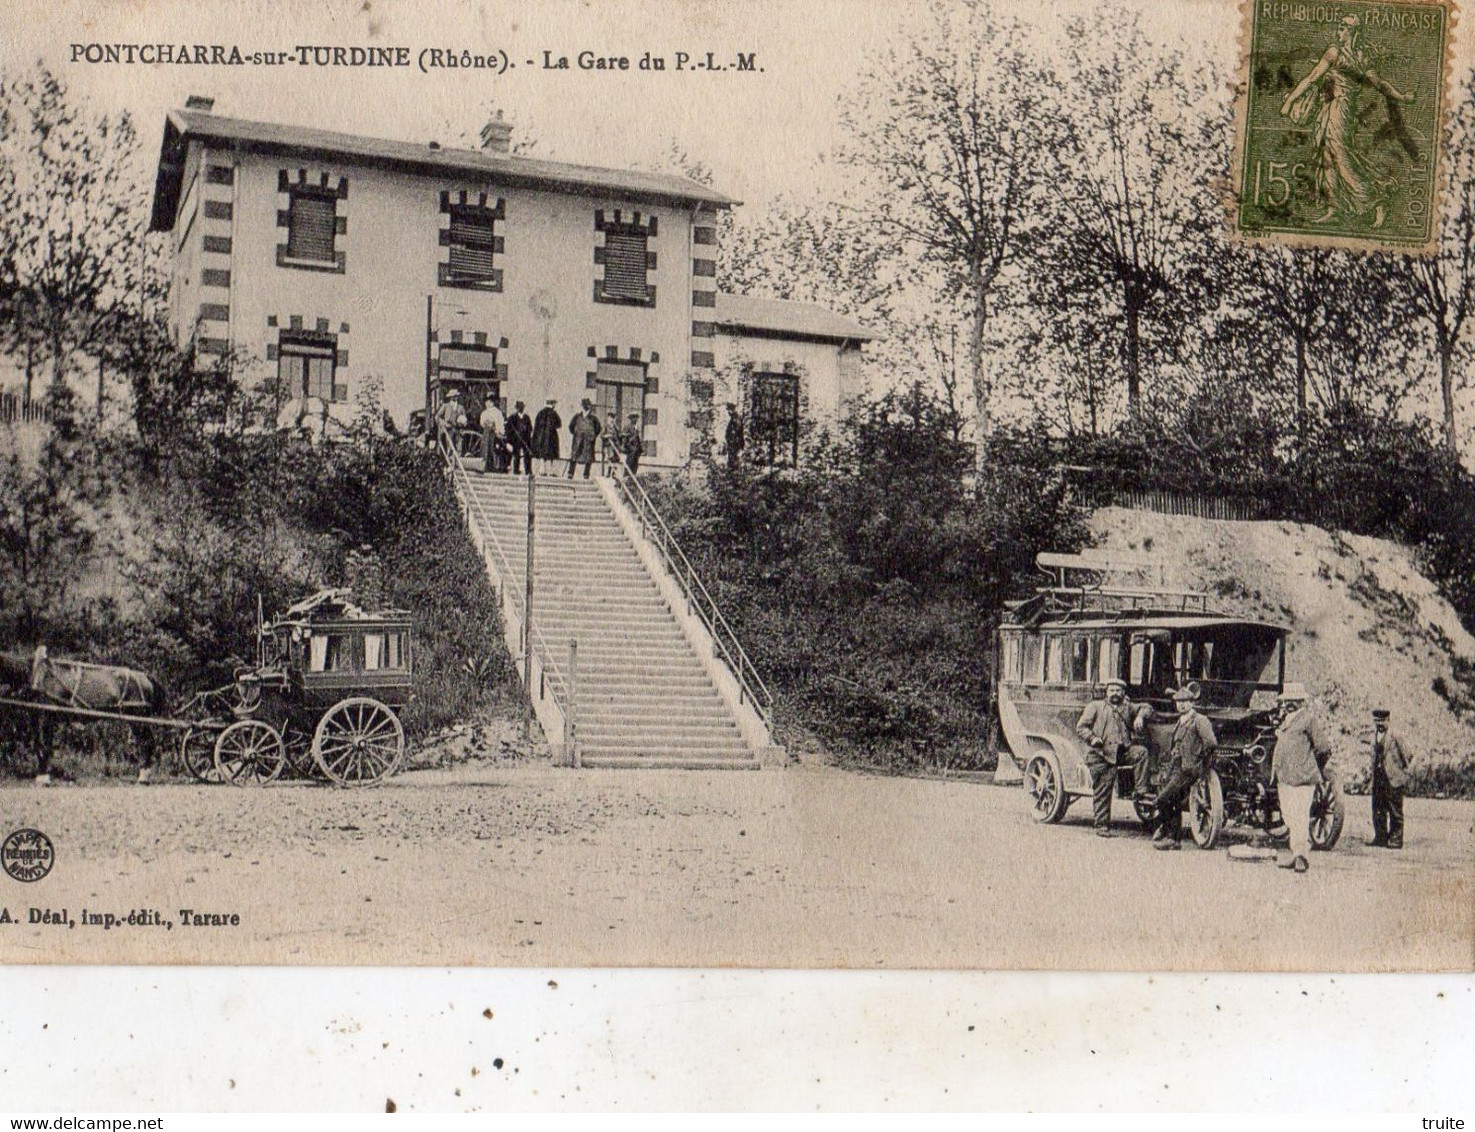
xmin=1236 ymin=0 xmax=1454 ymax=252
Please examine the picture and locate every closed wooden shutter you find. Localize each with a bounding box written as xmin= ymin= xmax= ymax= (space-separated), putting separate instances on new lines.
xmin=287 ymin=192 xmax=337 ymax=262
xmin=602 ymin=230 xmax=648 ymax=298
xmin=448 ymin=207 xmax=496 ymax=281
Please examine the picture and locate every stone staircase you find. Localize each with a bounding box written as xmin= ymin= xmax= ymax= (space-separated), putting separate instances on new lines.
xmin=459 ymin=472 xmax=765 ymax=769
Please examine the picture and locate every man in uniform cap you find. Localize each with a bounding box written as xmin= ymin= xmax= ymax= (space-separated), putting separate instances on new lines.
xmin=1152 ymin=682 xmax=1216 ymax=850
xmin=1271 ymin=682 xmax=1333 ymax=874
xmin=1075 ymin=677 xmax=1151 ymax=837
xmin=1367 ymin=708 xmax=1410 ymax=849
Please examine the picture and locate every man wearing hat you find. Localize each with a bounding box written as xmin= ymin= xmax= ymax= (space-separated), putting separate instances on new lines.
xmin=1368 ymin=708 xmax=1410 ymax=849
xmin=531 ymin=398 xmax=561 ymax=475
xmin=566 ymin=398 xmax=602 ymax=480
xmin=435 ymin=388 xmax=467 ymax=453
xmin=1272 ymin=682 xmax=1335 ymax=873
xmin=1075 ymin=678 xmax=1151 ymax=837
xmin=506 ymin=400 xmax=533 ymax=476
xmin=1152 ymin=682 xmax=1217 ymax=849
xmin=620 ymin=411 xmax=645 ymax=475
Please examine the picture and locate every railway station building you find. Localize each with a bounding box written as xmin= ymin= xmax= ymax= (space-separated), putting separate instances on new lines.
xmin=148 ymin=96 xmax=873 ymax=469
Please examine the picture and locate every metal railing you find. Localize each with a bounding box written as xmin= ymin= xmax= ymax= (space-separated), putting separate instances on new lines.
xmin=435 ymin=426 xmax=570 ymax=710
xmin=608 ymin=464 xmax=775 ymax=732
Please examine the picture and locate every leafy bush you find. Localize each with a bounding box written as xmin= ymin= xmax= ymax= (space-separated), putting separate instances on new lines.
xmin=647 ymin=390 xmax=1090 ymax=771
xmin=0 ymin=374 xmax=515 ymax=776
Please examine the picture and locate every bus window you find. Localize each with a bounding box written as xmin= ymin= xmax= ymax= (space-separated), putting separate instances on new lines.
xmin=1067 ymin=636 xmax=1090 ymax=683
xmin=1096 ymin=636 xmax=1122 ymax=683
xmin=1044 ymin=636 xmax=1067 ymax=684
xmin=1021 ymin=635 xmax=1043 ymax=685
xmin=364 ymin=633 xmax=386 ymax=671
xmin=1001 ymin=634 xmax=1021 ymax=682
xmin=386 ymin=631 xmax=405 ymax=670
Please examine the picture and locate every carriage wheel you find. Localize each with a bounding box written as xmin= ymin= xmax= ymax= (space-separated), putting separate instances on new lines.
xmin=214 ymin=719 xmax=286 ymax=787
xmin=179 ymin=726 xmax=222 ymax=783
xmin=311 ymin=697 xmax=404 ymax=787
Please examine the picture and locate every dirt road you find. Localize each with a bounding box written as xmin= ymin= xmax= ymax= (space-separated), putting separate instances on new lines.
xmin=1 ymin=763 xmax=1469 ymax=969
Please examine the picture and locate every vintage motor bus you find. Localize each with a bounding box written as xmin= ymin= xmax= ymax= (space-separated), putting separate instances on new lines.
xmin=994 ymin=553 xmax=1343 ymax=850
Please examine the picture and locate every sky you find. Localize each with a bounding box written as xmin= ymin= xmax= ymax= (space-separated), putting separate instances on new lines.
xmin=6 ymin=0 xmax=1474 ymax=433
xmin=5 ymin=0 xmax=1265 ymax=210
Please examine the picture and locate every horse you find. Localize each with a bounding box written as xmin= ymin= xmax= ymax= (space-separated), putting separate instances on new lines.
xmin=0 ymin=648 xmax=169 ymax=783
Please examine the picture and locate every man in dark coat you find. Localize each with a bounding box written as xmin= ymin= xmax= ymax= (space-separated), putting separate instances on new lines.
xmin=1075 ymin=677 xmax=1151 ymax=838
xmin=1367 ymin=708 xmax=1411 ymax=849
xmin=506 ymin=400 xmax=533 ymax=476
xmin=566 ymin=398 xmax=602 ymax=479
xmin=531 ymin=399 xmax=561 ymax=475
xmin=724 ymin=403 xmax=744 ymax=471
xmin=1152 ymin=682 xmax=1217 ymax=850
xmin=621 ymin=412 xmax=644 ymax=475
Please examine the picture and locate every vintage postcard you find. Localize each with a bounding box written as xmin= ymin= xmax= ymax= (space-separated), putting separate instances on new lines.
xmin=0 ymin=0 xmax=1472 ymax=972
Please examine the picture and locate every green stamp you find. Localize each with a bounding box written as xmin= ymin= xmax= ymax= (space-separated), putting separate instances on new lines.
xmin=1236 ymin=0 xmax=1451 ymax=251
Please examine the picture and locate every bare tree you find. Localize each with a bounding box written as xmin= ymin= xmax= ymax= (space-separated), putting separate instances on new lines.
xmin=1397 ymin=80 xmax=1475 ymax=452
xmin=0 ymin=68 xmax=150 ymax=402
xmin=1036 ymin=10 xmax=1225 ymax=413
xmin=838 ymin=0 xmax=1055 ymax=451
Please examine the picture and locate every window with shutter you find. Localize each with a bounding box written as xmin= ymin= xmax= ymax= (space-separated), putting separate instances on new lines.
xmin=278 ymin=332 xmax=341 ymax=403
xmin=601 ymin=231 xmax=649 ymax=300
xmin=447 ymin=206 xmax=497 ymax=283
xmin=286 ymin=191 xmax=337 ymax=263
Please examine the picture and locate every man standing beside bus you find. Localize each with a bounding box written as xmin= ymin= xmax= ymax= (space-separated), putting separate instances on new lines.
xmin=1075 ymin=677 xmax=1150 ymax=838
xmin=1272 ymin=683 xmax=1333 ymax=874
xmin=1152 ymin=682 xmax=1217 ymax=850
xmin=1367 ymin=707 xmax=1410 ymax=849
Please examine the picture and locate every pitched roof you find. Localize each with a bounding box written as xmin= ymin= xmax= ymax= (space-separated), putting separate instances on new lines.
xmin=715 ymin=293 xmax=875 ymax=344
xmin=149 ymin=107 xmax=737 ymax=231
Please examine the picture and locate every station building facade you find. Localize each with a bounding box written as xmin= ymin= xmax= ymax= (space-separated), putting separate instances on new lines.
xmin=149 ymin=97 xmax=872 ymax=468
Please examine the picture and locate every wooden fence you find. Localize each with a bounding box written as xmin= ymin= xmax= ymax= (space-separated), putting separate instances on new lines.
xmin=0 ymin=392 xmax=52 ymax=425
xmin=1106 ymin=488 xmax=1263 ymax=522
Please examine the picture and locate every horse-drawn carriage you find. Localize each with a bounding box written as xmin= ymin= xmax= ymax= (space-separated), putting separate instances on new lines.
xmin=2 ymin=589 xmax=413 ymax=788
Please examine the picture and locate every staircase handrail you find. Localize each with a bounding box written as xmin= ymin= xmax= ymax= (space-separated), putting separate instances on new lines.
xmin=609 ymin=464 xmax=774 ymax=729
xmin=435 ymin=425 xmax=567 ymax=696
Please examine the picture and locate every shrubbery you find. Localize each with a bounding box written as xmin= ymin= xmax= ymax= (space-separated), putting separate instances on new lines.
xmin=0 ymin=369 xmax=515 ymax=775
xmin=646 ymin=391 xmax=1091 ymax=770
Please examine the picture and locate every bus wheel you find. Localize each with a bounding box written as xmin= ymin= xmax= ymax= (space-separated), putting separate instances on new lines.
xmin=1025 ymin=752 xmax=1068 ymax=824
xmin=1189 ymin=769 xmax=1226 ymax=849
xmin=1133 ymin=796 xmax=1156 ymax=827
xmin=1309 ymin=777 xmax=1345 ymax=850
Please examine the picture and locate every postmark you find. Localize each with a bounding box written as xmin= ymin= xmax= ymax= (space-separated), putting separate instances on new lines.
xmin=1235 ymin=0 xmax=1454 ymax=252
xmin=2 ymin=828 xmax=55 ymax=883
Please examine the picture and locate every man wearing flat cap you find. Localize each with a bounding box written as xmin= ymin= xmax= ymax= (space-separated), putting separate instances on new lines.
xmin=1368 ymin=708 xmax=1410 ymax=849
xmin=1272 ymin=682 xmax=1333 ymax=874
xmin=1152 ymin=682 xmax=1216 ymax=850
xmin=1076 ymin=678 xmax=1151 ymax=838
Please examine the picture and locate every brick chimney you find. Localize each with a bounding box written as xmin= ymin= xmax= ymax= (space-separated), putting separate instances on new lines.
xmin=479 ymin=110 xmax=512 ymax=154
xmin=185 ymin=94 xmax=215 ymax=112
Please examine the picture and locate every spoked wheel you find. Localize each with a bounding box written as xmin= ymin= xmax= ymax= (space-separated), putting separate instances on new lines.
xmin=311 ymin=697 xmax=405 ymax=787
xmin=1189 ymin=768 xmax=1226 ymax=849
xmin=180 ymin=725 xmax=223 ymax=783
xmin=1025 ymin=752 xmax=1068 ymax=823
xmin=214 ymin=719 xmax=286 ymax=786
xmin=1309 ymin=777 xmax=1345 ymax=850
